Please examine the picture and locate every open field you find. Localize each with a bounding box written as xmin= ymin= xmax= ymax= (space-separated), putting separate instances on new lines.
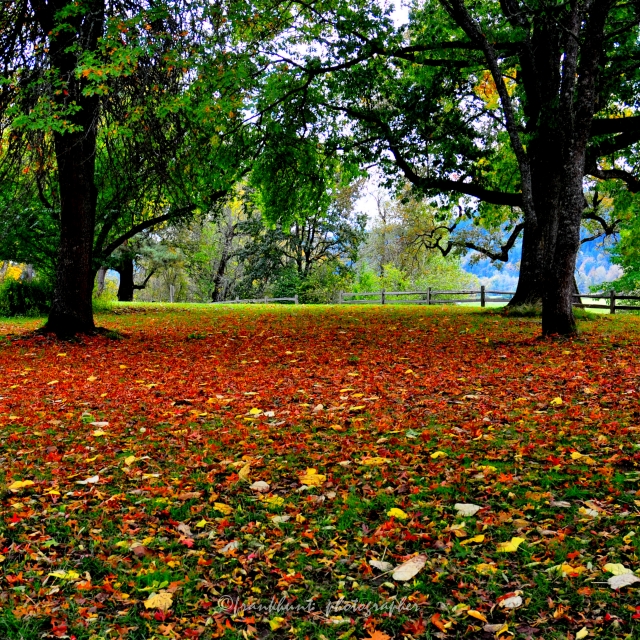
xmin=2 ymin=305 xmax=640 ymax=639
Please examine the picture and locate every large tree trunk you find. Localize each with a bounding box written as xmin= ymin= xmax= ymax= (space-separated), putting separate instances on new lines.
xmin=45 ymin=127 xmax=98 ymax=335
xmin=507 ymin=222 xmax=545 ymax=306
xmin=96 ymin=266 xmax=107 ymax=296
xmin=42 ymin=0 xmax=104 ymax=337
xmin=117 ymin=258 xmax=135 ymax=302
xmin=542 ymin=178 xmax=585 ymax=336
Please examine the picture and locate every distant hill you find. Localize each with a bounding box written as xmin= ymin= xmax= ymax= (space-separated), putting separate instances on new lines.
xmin=463 ymin=237 xmax=621 ymax=293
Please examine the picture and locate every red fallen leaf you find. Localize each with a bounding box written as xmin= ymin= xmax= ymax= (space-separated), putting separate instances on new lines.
xmin=431 ymin=613 xmax=447 ymax=633
xmin=179 ymin=536 xmax=194 ymax=548
xmin=496 ymin=592 xmax=519 ymax=603
xmin=402 ymin=618 xmax=427 ymax=635
xmin=51 ymin=619 xmax=68 ymax=638
xmin=567 ymin=550 xmax=580 ymax=560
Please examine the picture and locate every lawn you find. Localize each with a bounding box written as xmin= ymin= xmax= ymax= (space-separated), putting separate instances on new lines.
xmin=1 ymin=304 xmax=640 ymax=640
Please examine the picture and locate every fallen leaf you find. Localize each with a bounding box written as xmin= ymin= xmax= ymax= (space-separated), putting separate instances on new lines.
xmin=460 ymin=534 xmax=485 ymax=546
xmin=76 ymin=475 xmax=99 ymax=485
xmin=213 ymin=502 xmax=233 ymax=515
xmin=430 ymin=451 xmax=447 ymax=459
xmin=392 ymin=554 xmax=427 ymax=581
xmin=496 ymin=537 xmax=525 ymax=553
xmin=144 ymin=591 xmax=173 ymax=611
xmin=387 ymin=507 xmax=408 ymax=520
xmin=454 ymin=503 xmax=482 ymax=517
xmin=604 ymin=563 xmax=632 ymax=576
xmin=238 ymin=463 xmax=251 ymax=481
xmin=467 ymin=610 xmax=488 ymax=623
xmin=608 ymin=573 xmax=640 ymax=589
xmin=269 ymin=616 xmax=286 ymax=631
xmin=250 ymin=480 xmax=270 ymax=492
xmin=576 ymin=628 xmax=589 ymax=640
xmin=498 ymin=595 xmax=523 ymax=609
xmin=369 ymin=560 xmax=394 ymax=572
xmin=299 ymin=468 xmax=326 ymax=486
xmin=8 ymin=480 xmax=35 ymax=492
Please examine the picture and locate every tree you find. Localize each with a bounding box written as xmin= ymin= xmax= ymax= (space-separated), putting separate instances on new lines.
xmin=358 ymin=186 xmax=479 ymax=292
xmin=1 ymin=0 xmax=260 ymax=335
xmin=262 ymin=0 xmax=640 ymax=334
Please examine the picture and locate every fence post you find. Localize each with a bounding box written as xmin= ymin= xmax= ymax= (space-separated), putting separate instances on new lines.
xmin=338 ymin=291 xmax=343 ymax=304
xmin=235 ymin=296 xmax=239 ymax=303
xmin=610 ymin=289 xmax=616 ymax=314
xmin=294 ymin=294 xmax=298 ymax=305
xmin=480 ymin=285 xmax=486 ymax=308
xmin=381 ymin=290 xmax=386 ymax=305
xmin=427 ymin=287 xmax=431 ymax=305
xmin=265 ymin=296 xmax=268 ymax=304
xmin=169 ymin=284 xmax=175 ymax=303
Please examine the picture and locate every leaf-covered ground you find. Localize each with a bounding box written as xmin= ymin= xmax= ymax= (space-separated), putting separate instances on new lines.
xmin=1 ymin=305 xmax=640 ymax=640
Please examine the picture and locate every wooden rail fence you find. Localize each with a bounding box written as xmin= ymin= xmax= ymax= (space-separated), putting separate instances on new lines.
xmin=211 ymin=295 xmax=298 ymax=304
xmin=338 ymin=287 xmax=640 ymax=313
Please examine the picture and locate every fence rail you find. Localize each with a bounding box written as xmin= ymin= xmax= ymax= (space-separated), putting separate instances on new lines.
xmin=338 ymin=287 xmax=640 ymax=314
xmin=211 ymin=295 xmax=298 ymax=305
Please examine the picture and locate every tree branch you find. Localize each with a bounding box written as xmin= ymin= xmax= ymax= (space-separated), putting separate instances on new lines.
xmin=591 ymin=115 xmax=640 ymax=136
xmin=133 ymin=269 xmax=156 ymax=290
xmin=586 ymin=162 xmax=640 ymax=193
xmin=438 ymin=0 xmax=536 ymax=226
xmin=99 ymin=206 xmax=195 ymax=260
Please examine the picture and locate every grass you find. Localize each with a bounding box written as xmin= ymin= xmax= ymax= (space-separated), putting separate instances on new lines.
xmin=1 ymin=304 xmax=640 ymax=639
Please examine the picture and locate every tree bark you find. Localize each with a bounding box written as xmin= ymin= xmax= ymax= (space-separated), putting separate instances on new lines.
xmin=507 ymin=222 xmax=545 ymax=306
xmin=45 ymin=127 xmax=99 ymax=335
xmin=116 ymin=258 xmax=135 ymax=302
xmin=41 ymin=0 xmax=104 ymax=337
xmin=96 ymin=266 xmax=107 ymax=296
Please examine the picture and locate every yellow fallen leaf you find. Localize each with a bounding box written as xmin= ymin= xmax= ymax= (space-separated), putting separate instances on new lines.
xmin=238 ymin=463 xmax=251 ymax=481
xmin=8 ymin=480 xmax=35 ymax=492
xmin=570 ymin=451 xmax=583 ymax=460
xmin=47 ymin=380 xmax=59 ymax=385
xmin=195 ymin=518 xmax=207 ymax=528
xmin=263 ymin=495 xmax=285 ymax=507
xmin=576 ymin=628 xmax=588 ymax=640
xmin=124 ymin=455 xmax=136 ymax=466
xmin=496 ymin=537 xmax=525 ymax=553
xmin=300 ymin=468 xmax=326 ymax=486
xmin=387 ymin=507 xmax=408 ymax=520
xmin=92 ymin=430 xmax=106 ymax=436
xmin=360 ymin=457 xmax=391 ymax=466
xmin=213 ymin=502 xmax=233 ymax=515
xmin=48 ymin=570 xmax=80 ymax=580
xmin=144 ymin=591 xmax=173 ymax=611
xmin=550 ymin=397 xmax=563 ymax=406
xmin=467 ymin=610 xmax=488 ymax=623
xmin=476 ymin=563 xmax=498 ymax=574
xmin=0 ymin=555 xmax=5 ymax=563
xmin=119 ymin=365 xmax=127 ymax=369
xmin=604 ymin=563 xmax=633 ymax=576
xmin=269 ymin=616 xmax=286 ymax=631
xmin=559 ymin=564 xmax=587 ymax=575
xmin=87 ymin=375 xmax=97 ymax=382
xmin=460 ymin=534 xmax=485 ymax=546
xmin=431 ymin=451 xmax=447 ymax=459
xmin=248 ymin=408 xmax=262 ymax=415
